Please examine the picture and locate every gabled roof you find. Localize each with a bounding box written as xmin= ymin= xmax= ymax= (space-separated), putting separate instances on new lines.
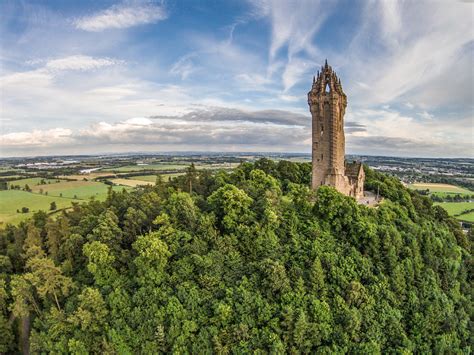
xmin=345 ymin=161 xmax=363 ymax=177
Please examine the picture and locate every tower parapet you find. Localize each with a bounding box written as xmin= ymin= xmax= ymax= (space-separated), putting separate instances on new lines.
xmin=308 ymin=61 xmax=364 ymax=198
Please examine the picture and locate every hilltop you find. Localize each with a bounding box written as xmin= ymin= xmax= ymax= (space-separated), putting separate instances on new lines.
xmin=0 ymin=159 xmax=471 ymax=353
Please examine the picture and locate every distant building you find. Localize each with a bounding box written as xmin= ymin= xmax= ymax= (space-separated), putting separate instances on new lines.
xmin=308 ymin=60 xmax=365 ymax=198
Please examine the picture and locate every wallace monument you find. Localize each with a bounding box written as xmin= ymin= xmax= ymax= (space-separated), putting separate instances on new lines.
xmin=308 ymin=61 xmax=365 ymax=199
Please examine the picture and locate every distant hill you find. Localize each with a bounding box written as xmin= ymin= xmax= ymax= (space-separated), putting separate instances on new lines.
xmin=0 ymin=159 xmax=471 ymax=353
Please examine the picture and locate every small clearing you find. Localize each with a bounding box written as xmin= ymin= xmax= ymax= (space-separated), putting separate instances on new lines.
xmin=111 ymin=179 xmax=154 ymax=187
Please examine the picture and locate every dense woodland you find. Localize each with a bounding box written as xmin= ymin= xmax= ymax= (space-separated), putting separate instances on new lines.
xmin=0 ymin=159 xmax=472 ymax=353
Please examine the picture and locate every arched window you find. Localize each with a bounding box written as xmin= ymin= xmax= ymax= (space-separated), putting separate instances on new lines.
xmin=325 ymin=82 xmax=330 ymax=93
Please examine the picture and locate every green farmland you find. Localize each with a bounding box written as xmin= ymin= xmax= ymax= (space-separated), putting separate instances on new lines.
xmin=435 ymin=202 xmax=474 ymax=222
xmin=132 ymin=173 xmax=185 ymax=182
xmin=126 ymin=175 xmax=158 ymax=182
xmin=0 ymin=181 xmax=129 ymax=225
xmin=30 ymin=180 xmax=127 ymax=200
xmin=101 ymin=164 xmax=189 ymax=172
xmin=408 ymin=183 xmax=472 ymax=196
xmin=0 ymin=190 xmax=73 ymax=225
xmin=408 ymin=183 xmax=474 ymax=222
xmin=110 ymin=172 xmax=187 ymax=187
xmin=7 ymin=177 xmax=62 ymax=188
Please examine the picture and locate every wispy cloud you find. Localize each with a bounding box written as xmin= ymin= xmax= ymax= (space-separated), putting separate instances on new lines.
xmin=254 ymin=0 xmax=332 ymax=91
xmin=74 ymin=2 xmax=168 ymax=32
xmin=344 ymin=1 xmax=474 ymax=108
xmin=1 ymin=55 xmax=124 ymax=96
xmin=170 ymin=54 xmax=197 ymax=80
xmin=1 ymin=0 xmax=472 ymax=158
xmin=45 ymin=55 xmax=124 ymax=71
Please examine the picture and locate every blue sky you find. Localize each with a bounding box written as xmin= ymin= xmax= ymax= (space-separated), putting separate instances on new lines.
xmin=0 ymin=0 xmax=472 ymax=157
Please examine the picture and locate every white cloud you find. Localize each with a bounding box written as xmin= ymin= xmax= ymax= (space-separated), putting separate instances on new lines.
xmin=45 ymin=55 xmax=124 ymax=71
xmin=170 ymin=55 xmax=197 ymax=80
xmin=0 ymin=107 xmax=309 ymax=156
xmin=1 ymin=0 xmax=472 ymax=158
xmin=346 ymin=108 xmax=473 ymax=157
xmin=1 ymin=69 xmax=53 ymax=88
xmin=282 ymin=57 xmax=314 ymax=93
xmin=74 ymin=3 xmax=168 ymax=32
xmin=124 ymin=117 xmax=154 ymax=126
xmin=418 ymin=111 xmax=434 ymax=120
xmin=234 ymin=73 xmax=273 ymax=92
xmin=253 ymin=0 xmax=332 ymax=91
xmin=264 ymin=0 xmax=326 ymax=60
xmin=1 ymin=55 xmax=123 ymax=89
xmin=1 ymin=104 xmax=470 ymax=158
xmin=344 ymin=1 xmax=474 ymax=107
xmin=0 ymin=128 xmax=73 ymax=147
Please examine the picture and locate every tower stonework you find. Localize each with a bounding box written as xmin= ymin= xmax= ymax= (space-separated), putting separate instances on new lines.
xmin=308 ymin=61 xmax=364 ymax=199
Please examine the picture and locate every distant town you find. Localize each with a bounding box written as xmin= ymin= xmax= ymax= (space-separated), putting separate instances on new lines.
xmin=2 ymin=153 xmax=473 ymax=186
xmin=1 ymin=153 xmax=473 ymax=227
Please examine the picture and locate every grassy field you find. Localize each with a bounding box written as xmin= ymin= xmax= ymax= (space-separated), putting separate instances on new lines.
xmin=101 ymin=164 xmax=189 ymax=172
xmin=408 ymin=183 xmax=474 ymax=223
xmin=110 ymin=178 xmax=153 ymax=187
xmin=130 ymin=175 xmax=158 ymax=182
xmin=0 ymin=190 xmax=74 ymax=225
xmin=408 ymin=183 xmax=472 ymax=195
xmin=59 ymin=172 xmax=116 ymax=181
xmin=0 ymin=181 xmax=129 ymax=225
xmin=132 ymin=173 xmax=185 ymax=182
xmin=30 ymin=180 xmax=127 ymax=200
xmin=199 ymin=163 xmax=241 ymax=170
xmin=435 ymin=202 xmax=474 ymax=222
xmin=8 ymin=177 xmax=62 ymax=187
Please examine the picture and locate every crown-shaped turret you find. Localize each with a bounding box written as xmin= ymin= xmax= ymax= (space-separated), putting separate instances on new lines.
xmin=308 ymin=60 xmax=345 ymax=97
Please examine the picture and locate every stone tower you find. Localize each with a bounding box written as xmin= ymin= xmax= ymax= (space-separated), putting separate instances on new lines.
xmin=308 ymin=60 xmax=364 ymax=198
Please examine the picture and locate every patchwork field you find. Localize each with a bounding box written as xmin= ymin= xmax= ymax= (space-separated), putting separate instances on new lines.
xmin=129 ymin=175 xmax=158 ymax=182
xmin=435 ymin=202 xmax=474 ymax=222
xmin=0 ymin=169 xmax=194 ymax=225
xmin=58 ymin=172 xmax=116 ymax=181
xmin=0 ymin=190 xmax=74 ymax=225
xmin=408 ymin=183 xmax=474 ymax=223
xmin=8 ymin=177 xmax=62 ymax=188
xmin=110 ymin=179 xmax=154 ymax=187
xmin=0 ymin=180 xmax=130 ymax=225
xmin=198 ymin=163 xmax=241 ymax=170
xmin=111 ymin=172 xmax=186 ymax=186
xmin=408 ymin=183 xmax=472 ymax=195
xmin=132 ymin=173 xmax=185 ymax=182
xmin=101 ymin=164 xmax=189 ymax=172
xmin=30 ymin=180 xmax=127 ymax=200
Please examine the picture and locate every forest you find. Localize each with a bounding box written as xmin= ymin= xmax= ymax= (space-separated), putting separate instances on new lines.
xmin=0 ymin=159 xmax=472 ymax=353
